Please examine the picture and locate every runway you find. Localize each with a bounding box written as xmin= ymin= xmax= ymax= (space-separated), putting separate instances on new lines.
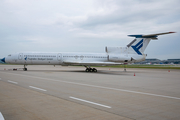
xmin=0 ymin=65 xmax=180 ymax=120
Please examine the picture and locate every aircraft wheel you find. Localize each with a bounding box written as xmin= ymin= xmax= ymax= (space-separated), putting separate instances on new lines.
xmin=23 ymin=68 xmax=27 ymax=71
xmin=93 ymin=68 xmax=97 ymax=72
xmin=90 ymin=68 xmax=93 ymax=72
xmin=85 ymin=68 xmax=89 ymax=72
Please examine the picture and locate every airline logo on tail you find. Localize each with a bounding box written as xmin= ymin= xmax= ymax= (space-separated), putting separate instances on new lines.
xmin=131 ymin=39 xmax=143 ymax=55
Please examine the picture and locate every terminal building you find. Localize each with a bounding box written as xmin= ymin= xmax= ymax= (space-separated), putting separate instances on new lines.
xmin=166 ymin=59 xmax=180 ymax=64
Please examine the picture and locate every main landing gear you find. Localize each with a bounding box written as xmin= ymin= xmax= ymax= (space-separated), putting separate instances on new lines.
xmin=84 ymin=66 xmax=97 ymax=72
xmin=23 ymin=65 xmax=27 ymax=71
xmin=124 ymin=64 xmax=127 ymax=72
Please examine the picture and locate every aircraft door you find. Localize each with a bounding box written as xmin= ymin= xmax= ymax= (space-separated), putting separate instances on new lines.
xmin=18 ymin=53 xmax=23 ymax=60
xmin=57 ymin=53 xmax=62 ymax=61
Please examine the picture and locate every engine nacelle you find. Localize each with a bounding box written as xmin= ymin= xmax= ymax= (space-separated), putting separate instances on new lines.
xmin=108 ymin=55 xmax=132 ymax=62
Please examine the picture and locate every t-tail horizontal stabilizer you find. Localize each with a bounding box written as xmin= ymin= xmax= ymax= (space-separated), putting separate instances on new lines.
xmin=128 ymin=32 xmax=176 ymax=38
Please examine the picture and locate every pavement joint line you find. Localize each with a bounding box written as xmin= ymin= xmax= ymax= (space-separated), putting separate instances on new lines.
xmin=0 ymin=112 xmax=5 ymax=120
xmin=70 ymin=96 xmax=111 ymax=108
xmin=8 ymin=80 xmax=18 ymax=84
xmin=1 ymin=71 xmax=180 ymax=100
xmin=29 ymin=86 xmax=47 ymax=91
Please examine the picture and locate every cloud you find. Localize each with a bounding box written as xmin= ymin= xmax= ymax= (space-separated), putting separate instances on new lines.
xmin=0 ymin=0 xmax=180 ymax=59
xmin=78 ymin=0 xmax=180 ymax=28
xmin=61 ymin=0 xmax=179 ymax=43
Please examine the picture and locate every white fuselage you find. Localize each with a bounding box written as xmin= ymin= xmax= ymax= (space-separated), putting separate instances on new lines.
xmin=5 ymin=52 xmax=145 ymax=66
xmin=5 ymin=52 xmax=108 ymax=65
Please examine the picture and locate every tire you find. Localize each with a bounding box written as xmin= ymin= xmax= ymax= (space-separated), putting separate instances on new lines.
xmin=93 ymin=68 xmax=97 ymax=72
xmin=90 ymin=68 xmax=93 ymax=72
xmin=85 ymin=68 xmax=89 ymax=72
xmin=23 ymin=68 xmax=27 ymax=71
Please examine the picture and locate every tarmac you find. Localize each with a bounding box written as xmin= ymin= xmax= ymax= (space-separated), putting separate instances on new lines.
xmin=0 ymin=65 xmax=180 ymax=120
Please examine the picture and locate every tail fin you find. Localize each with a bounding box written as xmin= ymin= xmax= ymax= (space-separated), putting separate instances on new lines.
xmin=127 ymin=32 xmax=175 ymax=55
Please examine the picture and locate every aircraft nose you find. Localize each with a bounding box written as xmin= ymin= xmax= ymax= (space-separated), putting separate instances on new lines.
xmin=0 ymin=57 xmax=5 ymax=63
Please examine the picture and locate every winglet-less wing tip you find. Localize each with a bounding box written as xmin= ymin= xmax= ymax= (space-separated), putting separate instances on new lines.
xmin=169 ymin=32 xmax=176 ymax=33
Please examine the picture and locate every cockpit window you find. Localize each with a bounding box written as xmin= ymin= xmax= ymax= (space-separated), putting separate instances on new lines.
xmin=8 ymin=54 xmax=11 ymax=56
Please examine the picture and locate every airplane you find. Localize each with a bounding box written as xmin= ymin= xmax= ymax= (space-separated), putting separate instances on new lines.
xmin=0 ymin=32 xmax=175 ymax=72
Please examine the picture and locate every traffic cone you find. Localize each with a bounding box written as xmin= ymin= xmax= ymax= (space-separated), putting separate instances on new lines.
xmin=168 ymin=70 xmax=170 ymax=72
xmin=134 ymin=73 xmax=135 ymax=76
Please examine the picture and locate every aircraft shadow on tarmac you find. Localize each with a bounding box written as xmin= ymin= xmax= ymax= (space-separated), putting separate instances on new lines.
xmin=4 ymin=69 xmax=134 ymax=75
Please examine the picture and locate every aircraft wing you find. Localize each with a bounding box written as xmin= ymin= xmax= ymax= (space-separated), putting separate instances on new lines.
xmin=63 ymin=61 xmax=123 ymax=66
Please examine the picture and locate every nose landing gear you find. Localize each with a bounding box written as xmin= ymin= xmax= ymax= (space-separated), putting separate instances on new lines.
xmin=23 ymin=65 xmax=27 ymax=71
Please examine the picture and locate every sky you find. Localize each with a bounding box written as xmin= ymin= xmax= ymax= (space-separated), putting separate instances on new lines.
xmin=0 ymin=0 xmax=180 ymax=60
